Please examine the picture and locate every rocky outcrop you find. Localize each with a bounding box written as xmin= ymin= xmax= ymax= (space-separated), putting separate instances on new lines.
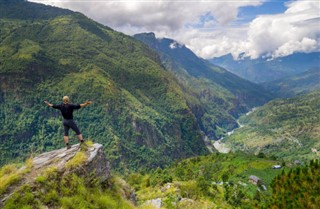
xmin=0 ymin=143 xmax=110 ymax=206
xmin=32 ymin=143 xmax=110 ymax=181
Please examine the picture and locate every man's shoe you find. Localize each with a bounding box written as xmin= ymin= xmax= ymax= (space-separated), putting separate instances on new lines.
xmin=66 ymin=144 xmax=71 ymax=149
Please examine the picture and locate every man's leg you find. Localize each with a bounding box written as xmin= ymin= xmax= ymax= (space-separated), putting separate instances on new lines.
xmin=69 ymin=120 xmax=84 ymax=143
xmin=64 ymin=136 xmax=69 ymax=144
xmin=77 ymin=134 xmax=84 ymax=143
xmin=63 ymin=122 xmax=71 ymax=149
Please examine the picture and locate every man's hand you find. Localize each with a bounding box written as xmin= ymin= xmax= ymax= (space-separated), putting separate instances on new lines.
xmin=44 ymin=101 xmax=53 ymax=107
xmin=80 ymin=101 xmax=93 ymax=107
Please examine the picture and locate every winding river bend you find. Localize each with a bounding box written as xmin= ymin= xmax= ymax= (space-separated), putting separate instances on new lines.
xmin=213 ymin=108 xmax=257 ymax=153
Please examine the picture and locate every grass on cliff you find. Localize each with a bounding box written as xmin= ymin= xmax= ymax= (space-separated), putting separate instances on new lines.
xmin=1 ymin=140 xmax=138 ymax=209
xmin=4 ymin=168 xmax=135 ymax=209
xmin=0 ymin=157 xmax=33 ymax=195
xmin=65 ymin=141 xmax=94 ymax=170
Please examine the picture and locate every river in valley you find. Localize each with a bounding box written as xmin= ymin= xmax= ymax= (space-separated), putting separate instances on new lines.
xmin=213 ymin=108 xmax=257 ymax=153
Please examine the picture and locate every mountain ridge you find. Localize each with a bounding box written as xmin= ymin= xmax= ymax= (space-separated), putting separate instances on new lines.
xmin=134 ymin=32 xmax=273 ymax=139
xmin=134 ymin=32 xmax=272 ymax=104
xmin=209 ymin=52 xmax=320 ymax=83
xmin=262 ymin=67 xmax=320 ymax=97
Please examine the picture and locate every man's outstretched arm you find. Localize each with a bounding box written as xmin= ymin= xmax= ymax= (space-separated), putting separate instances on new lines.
xmin=80 ymin=101 xmax=93 ymax=108
xmin=44 ymin=101 xmax=53 ymax=107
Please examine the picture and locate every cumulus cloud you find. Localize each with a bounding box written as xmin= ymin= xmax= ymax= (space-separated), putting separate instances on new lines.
xmin=192 ymin=0 xmax=320 ymax=59
xmin=273 ymin=38 xmax=317 ymax=58
xmin=30 ymin=0 xmax=262 ymax=30
xmin=29 ymin=0 xmax=320 ymax=59
xmin=243 ymin=1 xmax=320 ymax=59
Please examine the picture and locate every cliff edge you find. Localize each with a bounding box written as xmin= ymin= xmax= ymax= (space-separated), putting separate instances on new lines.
xmin=32 ymin=143 xmax=110 ymax=181
xmin=0 ymin=143 xmax=115 ymax=208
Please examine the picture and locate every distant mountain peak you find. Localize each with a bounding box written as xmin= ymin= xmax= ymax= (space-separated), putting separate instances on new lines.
xmin=134 ymin=32 xmax=156 ymax=39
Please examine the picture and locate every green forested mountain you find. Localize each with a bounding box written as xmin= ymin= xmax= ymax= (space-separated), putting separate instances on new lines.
xmin=134 ymin=32 xmax=272 ymax=139
xmin=223 ymin=90 xmax=320 ymax=162
xmin=0 ymin=0 xmax=272 ymax=171
xmin=0 ymin=0 xmax=212 ymax=171
xmin=262 ymin=67 xmax=320 ymax=97
xmin=1 ymin=1 xmax=318 ymax=208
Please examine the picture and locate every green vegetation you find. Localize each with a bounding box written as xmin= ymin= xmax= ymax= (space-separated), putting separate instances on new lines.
xmin=1 ymin=0 xmax=318 ymax=208
xmin=65 ymin=151 xmax=87 ymax=169
xmin=127 ymin=152 xmax=288 ymax=208
xmin=224 ymin=91 xmax=320 ymax=162
xmin=0 ymin=158 xmax=32 ymax=195
xmin=0 ymin=0 xmax=210 ymax=171
xmin=3 ymin=170 xmax=135 ymax=209
xmin=0 ymin=142 xmax=137 ymax=209
xmin=267 ymin=159 xmax=320 ymax=208
xmin=0 ymin=144 xmax=317 ymax=208
xmin=0 ymin=164 xmax=22 ymax=195
xmin=0 ymin=0 xmax=272 ymax=172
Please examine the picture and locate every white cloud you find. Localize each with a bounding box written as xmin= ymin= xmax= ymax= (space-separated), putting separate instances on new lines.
xmin=29 ymin=0 xmax=320 ymax=59
xmin=30 ymin=0 xmax=262 ymax=30
xmin=273 ymin=37 xmax=318 ymax=58
xmin=169 ymin=41 xmax=183 ymax=49
xmin=192 ymin=0 xmax=320 ymax=59
xmin=243 ymin=1 xmax=320 ymax=59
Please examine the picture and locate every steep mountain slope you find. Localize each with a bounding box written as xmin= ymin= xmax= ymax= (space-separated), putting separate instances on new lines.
xmin=134 ymin=32 xmax=272 ymax=139
xmin=209 ymin=52 xmax=320 ymax=83
xmin=223 ymin=91 xmax=320 ymax=162
xmin=0 ymin=0 xmax=209 ymax=170
xmin=262 ymin=67 xmax=320 ymax=97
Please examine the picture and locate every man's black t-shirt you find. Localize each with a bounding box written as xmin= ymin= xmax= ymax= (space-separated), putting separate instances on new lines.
xmin=52 ymin=103 xmax=81 ymax=120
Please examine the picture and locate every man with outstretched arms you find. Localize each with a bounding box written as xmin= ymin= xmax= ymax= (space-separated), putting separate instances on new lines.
xmin=44 ymin=96 xmax=92 ymax=149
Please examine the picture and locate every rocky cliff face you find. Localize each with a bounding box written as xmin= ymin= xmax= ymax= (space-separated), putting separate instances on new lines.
xmin=0 ymin=143 xmax=111 ymax=207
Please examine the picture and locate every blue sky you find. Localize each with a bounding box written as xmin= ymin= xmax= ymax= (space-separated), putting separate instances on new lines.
xmin=30 ymin=0 xmax=320 ymax=59
xmin=238 ymin=1 xmax=288 ymax=23
xmin=192 ymin=1 xmax=289 ymax=28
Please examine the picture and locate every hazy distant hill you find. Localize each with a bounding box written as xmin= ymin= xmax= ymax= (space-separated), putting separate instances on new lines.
xmin=223 ymin=91 xmax=320 ymax=162
xmin=262 ymin=67 xmax=320 ymax=97
xmin=134 ymin=32 xmax=272 ymax=139
xmin=209 ymin=52 xmax=320 ymax=83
